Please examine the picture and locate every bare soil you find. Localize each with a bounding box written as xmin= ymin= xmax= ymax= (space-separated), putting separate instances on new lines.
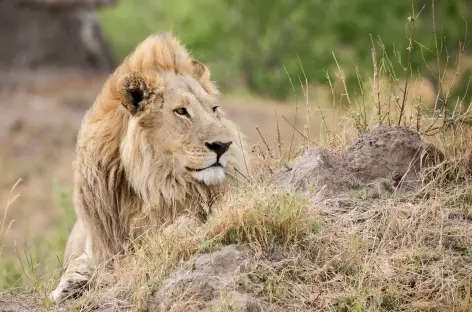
xmin=0 ymin=292 xmax=39 ymax=312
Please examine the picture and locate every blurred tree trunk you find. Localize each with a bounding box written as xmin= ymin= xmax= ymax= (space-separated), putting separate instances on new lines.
xmin=0 ymin=0 xmax=116 ymax=73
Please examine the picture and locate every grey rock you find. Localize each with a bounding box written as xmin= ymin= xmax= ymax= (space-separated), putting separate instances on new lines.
xmin=273 ymin=126 xmax=443 ymax=199
xmin=149 ymin=245 xmax=272 ymax=312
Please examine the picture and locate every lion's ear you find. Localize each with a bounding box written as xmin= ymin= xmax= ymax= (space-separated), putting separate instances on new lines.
xmin=118 ymin=73 xmax=161 ymax=115
xmin=191 ymin=59 xmax=210 ymax=81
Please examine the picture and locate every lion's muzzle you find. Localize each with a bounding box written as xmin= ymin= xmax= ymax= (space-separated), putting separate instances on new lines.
xmin=186 ymin=140 xmax=233 ymax=185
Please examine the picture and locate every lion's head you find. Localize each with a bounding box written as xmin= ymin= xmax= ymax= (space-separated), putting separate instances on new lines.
xmin=75 ymin=33 xmax=249 ymax=259
xmin=118 ymin=67 xmax=247 ymax=190
xmin=114 ymin=35 xmax=248 ymax=201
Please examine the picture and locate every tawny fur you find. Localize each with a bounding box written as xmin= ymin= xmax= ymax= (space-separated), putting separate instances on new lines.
xmin=50 ymin=32 xmax=249 ymax=302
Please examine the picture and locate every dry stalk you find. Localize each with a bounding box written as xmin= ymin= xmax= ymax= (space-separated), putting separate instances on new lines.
xmin=255 ymin=126 xmax=272 ymax=157
xmin=281 ymin=115 xmax=313 ymax=145
xmin=283 ymin=66 xmax=300 ymax=162
xmin=325 ymin=70 xmax=336 ymax=109
xmin=398 ymin=0 xmax=416 ymax=125
xmin=332 ymin=52 xmax=352 ymax=107
xmin=297 ymin=57 xmax=312 ymax=144
xmin=371 ymin=34 xmax=382 ymax=125
xmin=274 ymin=110 xmax=282 ymax=156
xmin=0 ymin=178 xmax=22 ymax=257
xmin=237 ymin=128 xmax=250 ymax=178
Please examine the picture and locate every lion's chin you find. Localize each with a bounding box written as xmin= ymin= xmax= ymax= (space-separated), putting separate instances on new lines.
xmin=192 ymin=166 xmax=226 ymax=185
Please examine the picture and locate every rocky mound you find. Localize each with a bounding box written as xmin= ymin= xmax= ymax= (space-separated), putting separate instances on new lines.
xmin=273 ymin=126 xmax=443 ymax=200
xmin=149 ymin=245 xmax=277 ymax=312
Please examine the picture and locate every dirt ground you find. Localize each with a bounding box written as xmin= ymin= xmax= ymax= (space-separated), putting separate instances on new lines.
xmin=0 ymin=70 xmax=328 ymax=257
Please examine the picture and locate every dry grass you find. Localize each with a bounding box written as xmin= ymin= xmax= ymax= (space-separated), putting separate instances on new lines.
xmin=41 ymin=119 xmax=471 ymax=312
xmin=58 ymin=185 xmax=312 ymax=311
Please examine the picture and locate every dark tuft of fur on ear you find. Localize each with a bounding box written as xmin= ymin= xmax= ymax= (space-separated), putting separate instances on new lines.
xmin=119 ymin=73 xmax=161 ymax=115
xmin=129 ymin=88 xmax=144 ymax=108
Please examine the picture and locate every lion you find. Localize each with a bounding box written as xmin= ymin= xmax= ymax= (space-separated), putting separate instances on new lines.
xmin=49 ymin=32 xmax=250 ymax=303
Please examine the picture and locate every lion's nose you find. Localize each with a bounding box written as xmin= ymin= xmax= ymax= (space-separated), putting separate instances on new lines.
xmin=205 ymin=141 xmax=232 ymax=158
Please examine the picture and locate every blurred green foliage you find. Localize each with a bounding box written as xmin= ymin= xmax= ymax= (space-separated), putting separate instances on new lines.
xmin=99 ymin=0 xmax=471 ymax=100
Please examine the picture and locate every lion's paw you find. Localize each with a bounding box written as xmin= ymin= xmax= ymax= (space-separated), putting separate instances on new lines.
xmin=49 ymin=277 xmax=88 ymax=303
xmin=49 ymin=286 xmax=66 ymax=303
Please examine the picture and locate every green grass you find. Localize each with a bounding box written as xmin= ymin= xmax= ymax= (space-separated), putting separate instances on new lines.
xmin=0 ymin=182 xmax=75 ymax=291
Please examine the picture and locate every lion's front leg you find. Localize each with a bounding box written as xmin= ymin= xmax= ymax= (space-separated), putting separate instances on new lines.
xmin=49 ymin=253 xmax=94 ymax=302
xmin=50 ymin=220 xmax=95 ymax=303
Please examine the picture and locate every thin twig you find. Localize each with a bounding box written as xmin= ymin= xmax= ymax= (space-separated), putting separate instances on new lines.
xmin=0 ymin=178 xmax=22 ymax=257
xmin=237 ymin=129 xmax=249 ymax=179
xmin=283 ymin=66 xmax=299 ymax=162
xmin=255 ymin=145 xmax=274 ymax=174
xmin=325 ymin=70 xmax=336 ymax=109
xmin=297 ymin=56 xmax=312 ymax=144
xmin=281 ymin=115 xmax=314 ymax=144
xmin=256 ymin=126 xmax=272 ymax=157
xmin=233 ymin=167 xmax=251 ymax=183
xmin=370 ymin=34 xmax=382 ymax=125
xmin=332 ymin=52 xmax=352 ymax=106
xmin=431 ymin=0 xmax=443 ymax=112
xmin=274 ymin=110 xmax=282 ymax=156
xmin=415 ymin=101 xmax=421 ymax=132
xmin=398 ymin=0 xmax=416 ymax=125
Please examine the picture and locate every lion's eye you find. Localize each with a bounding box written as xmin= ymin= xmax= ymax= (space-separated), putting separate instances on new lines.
xmin=212 ymin=106 xmax=219 ymax=113
xmin=174 ymin=107 xmax=189 ymax=117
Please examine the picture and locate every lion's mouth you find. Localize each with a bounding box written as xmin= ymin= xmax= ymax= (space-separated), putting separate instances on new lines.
xmin=185 ymin=162 xmax=223 ymax=172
